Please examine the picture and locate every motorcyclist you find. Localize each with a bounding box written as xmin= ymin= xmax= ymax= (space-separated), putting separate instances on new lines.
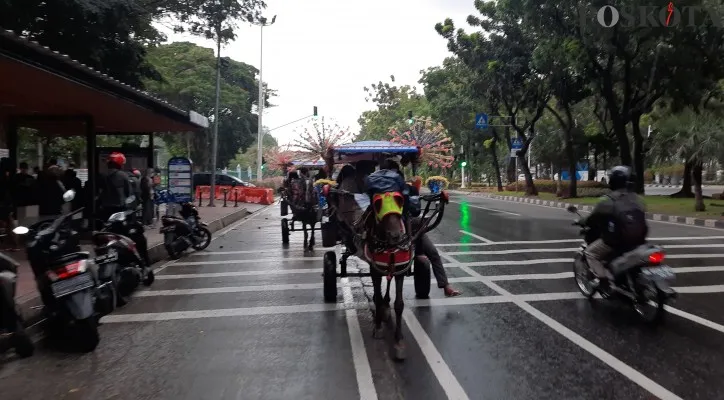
xmin=98 ymin=152 xmax=133 ymax=222
xmin=582 ymin=166 xmax=648 ymax=285
xmin=378 ymin=159 xmax=461 ymax=297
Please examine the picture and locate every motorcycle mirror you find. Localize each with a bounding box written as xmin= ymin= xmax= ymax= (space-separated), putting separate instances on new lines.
xmin=566 ymin=205 xmax=578 ymax=213
xmin=62 ymin=190 xmax=76 ymax=202
xmin=126 ymin=195 xmax=136 ymax=205
xmin=13 ymin=226 xmax=29 ymax=235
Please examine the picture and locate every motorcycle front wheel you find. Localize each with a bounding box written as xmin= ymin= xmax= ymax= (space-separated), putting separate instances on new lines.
xmin=191 ymin=227 xmax=212 ymax=251
xmin=573 ymin=253 xmax=596 ymax=299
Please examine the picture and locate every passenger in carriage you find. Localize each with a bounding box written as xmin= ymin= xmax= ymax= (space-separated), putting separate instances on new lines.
xmin=337 ymin=159 xmax=460 ymax=297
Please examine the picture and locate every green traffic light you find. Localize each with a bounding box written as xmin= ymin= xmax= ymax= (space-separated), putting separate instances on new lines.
xmin=461 ymin=161 xmax=467 ymax=167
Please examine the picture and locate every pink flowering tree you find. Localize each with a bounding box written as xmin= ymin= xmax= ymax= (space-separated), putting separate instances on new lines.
xmin=389 ymin=116 xmax=454 ymax=170
xmin=291 ymin=118 xmax=354 ymax=160
xmin=263 ymin=145 xmax=295 ymax=173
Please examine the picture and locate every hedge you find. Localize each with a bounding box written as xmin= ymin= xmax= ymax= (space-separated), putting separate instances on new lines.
xmin=504 ymin=179 xmax=607 ymax=194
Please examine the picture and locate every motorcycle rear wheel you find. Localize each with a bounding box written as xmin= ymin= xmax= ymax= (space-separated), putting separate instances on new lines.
xmin=191 ymin=227 xmax=212 ymax=251
xmin=633 ymin=285 xmax=666 ymax=324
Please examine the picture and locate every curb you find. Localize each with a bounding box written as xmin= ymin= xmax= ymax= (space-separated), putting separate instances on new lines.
xmin=451 ymin=191 xmax=724 ymax=229
xmin=17 ymin=206 xmax=253 ymax=333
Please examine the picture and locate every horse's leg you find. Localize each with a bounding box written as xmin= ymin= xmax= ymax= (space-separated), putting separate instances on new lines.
xmin=393 ymin=273 xmax=406 ymax=360
xmin=371 ymin=269 xmax=385 ymax=339
xmin=302 ymin=220 xmax=308 ymax=249
xmin=308 ymin=217 xmax=315 ymax=250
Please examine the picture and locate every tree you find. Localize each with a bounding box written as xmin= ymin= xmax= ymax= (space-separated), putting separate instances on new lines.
xmin=358 ymin=76 xmax=430 ymax=140
xmin=227 ymin=132 xmax=277 ymax=171
xmin=389 ymin=116 xmax=454 ymax=170
xmin=436 ymin=1 xmax=551 ymax=195
xmin=291 ymin=118 xmax=354 ymax=159
xmin=144 ymin=42 xmax=269 ymax=169
xmin=521 ymin=0 xmax=724 ymax=193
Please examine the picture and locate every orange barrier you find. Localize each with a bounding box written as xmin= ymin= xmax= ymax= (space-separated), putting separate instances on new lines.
xmin=194 ymin=186 xmax=272 ymax=204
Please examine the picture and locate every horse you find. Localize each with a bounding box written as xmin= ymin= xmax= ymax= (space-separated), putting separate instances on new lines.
xmin=337 ymin=166 xmax=412 ymax=360
xmin=288 ymin=173 xmax=319 ymax=251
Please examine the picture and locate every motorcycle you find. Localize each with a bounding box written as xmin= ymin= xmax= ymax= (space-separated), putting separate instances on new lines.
xmin=0 ymin=251 xmax=34 ymax=358
xmin=160 ymin=202 xmax=212 ymax=259
xmin=567 ymin=205 xmax=677 ymax=323
xmin=14 ymin=190 xmax=115 ymax=352
xmin=93 ymin=195 xmax=154 ymax=306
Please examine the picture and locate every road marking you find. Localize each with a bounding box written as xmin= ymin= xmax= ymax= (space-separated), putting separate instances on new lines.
xmin=664 ymin=306 xmax=724 ymax=334
xmin=451 ymin=200 xmax=520 ymax=216
xmin=674 ymin=284 xmax=724 ymax=293
xmin=447 ymin=247 xmax=579 ymax=256
xmin=156 ymin=269 xmax=325 ymax=279
xmin=447 ymin=258 xmax=573 ymax=267
xmin=191 ymin=247 xmax=336 ymax=256
xmin=436 ymin=236 xmax=724 ymax=247
xmin=483 ymin=266 xmax=724 ymax=281
xmin=171 ymin=257 xmax=323 ymax=266
xmin=402 ymin=311 xmax=470 ymax=400
xmin=139 ymin=277 xmax=481 ymax=296
xmin=342 ymin=280 xmax=378 ymax=400
xmin=454 ymin=264 xmax=684 ymax=400
xmin=101 ymin=303 xmax=369 ymax=322
xmin=459 ymin=230 xmax=493 ymax=243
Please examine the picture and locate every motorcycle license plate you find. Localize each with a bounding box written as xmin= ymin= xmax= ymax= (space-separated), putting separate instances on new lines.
xmin=641 ymin=266 xmax=675 ymax=279
xmin=51 ymin=273 xmax=94 ymax=298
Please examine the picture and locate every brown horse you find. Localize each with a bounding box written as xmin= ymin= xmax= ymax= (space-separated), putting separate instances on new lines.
xmin=365 ymin=191 xmax=411 ymax=360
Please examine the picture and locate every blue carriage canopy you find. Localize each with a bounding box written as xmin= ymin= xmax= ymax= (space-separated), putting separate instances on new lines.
xmin=330 ymin=141 xmax=420 ymax=164
xmin=290 ymin=159 xmax=326 ymax=168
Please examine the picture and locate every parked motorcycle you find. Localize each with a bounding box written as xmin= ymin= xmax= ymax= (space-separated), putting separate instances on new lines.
xmin=160 ymin=202 xmax=212 ymax=259
xmin=93 ymin=195 xmax=154 ymax=306
xmin=15 ymin=190 xmax=115 ymax=352
xmin=0 ymin=251 xmax=34 ymax=358
xmin=567 ymin=205 xmax=677 ymax=323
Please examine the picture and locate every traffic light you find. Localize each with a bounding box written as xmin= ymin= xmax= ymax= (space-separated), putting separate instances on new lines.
xmin=407 ymin=110 xmax=413 ymax=125
xmin=461 ymin=161 xmax=467 ymax=167
xmin=313 ymin=106 xmax=318 ymax=117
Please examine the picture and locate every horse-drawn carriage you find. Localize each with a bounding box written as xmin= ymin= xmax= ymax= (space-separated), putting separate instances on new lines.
xmin=278 ymin=159 xmax=327 ymax=249
xmin=317 ymin=140 xmax=449 ymax=360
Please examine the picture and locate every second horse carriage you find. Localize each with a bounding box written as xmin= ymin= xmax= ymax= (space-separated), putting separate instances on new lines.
xmin=317 ymin=140 xmax=449 ymax=360
xmin=278 ymin=159 xmax=327 ymax=249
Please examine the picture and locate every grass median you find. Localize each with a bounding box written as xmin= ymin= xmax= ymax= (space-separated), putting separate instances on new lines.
xmin=466 ymin=189 xmax=724 ymax=219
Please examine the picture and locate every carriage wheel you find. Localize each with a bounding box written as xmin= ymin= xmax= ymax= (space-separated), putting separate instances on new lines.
xmin=281 ymin=218 xmax=290 ymax=244
xmin=280 ymin=200 xmax=289 ymax=216
xmin=414 ymin=257 xmax=431 ymax=299
xmin=323 ymin=251 xmax=338 ymax=302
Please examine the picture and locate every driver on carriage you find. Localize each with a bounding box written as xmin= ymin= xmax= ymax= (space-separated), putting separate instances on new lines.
xmin=336 ymin=159 xmax=460 ymax=297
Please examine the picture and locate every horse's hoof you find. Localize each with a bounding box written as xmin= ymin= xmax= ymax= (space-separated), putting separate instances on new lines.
xmin=372 ymin=326 xmax=385 ymax=339
xmin=393 ymin=342 xmax=406 ymax=360
xmin=382 ymin=307 xmax=392 ymax=323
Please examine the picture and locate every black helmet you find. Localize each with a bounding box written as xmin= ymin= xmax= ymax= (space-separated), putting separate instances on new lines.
xmin=608 ymin=166 xmax=632 ymax=190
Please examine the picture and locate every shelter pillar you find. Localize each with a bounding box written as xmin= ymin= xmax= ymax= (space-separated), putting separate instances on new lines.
xmin=148 ymin=132 xmax=154 ymax=169
xmin=85 ymin=117 xmax=96 ymax=219
xmin=7 ymin=116 xmax=18 ymax=171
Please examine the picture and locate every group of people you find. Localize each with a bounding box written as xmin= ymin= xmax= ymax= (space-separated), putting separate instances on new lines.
xmin=0 ymin=152 xmax=161 ymax=250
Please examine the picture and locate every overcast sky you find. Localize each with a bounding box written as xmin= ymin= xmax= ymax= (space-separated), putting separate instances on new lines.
xmin=160 ymin=0 xmax=477 ymax=146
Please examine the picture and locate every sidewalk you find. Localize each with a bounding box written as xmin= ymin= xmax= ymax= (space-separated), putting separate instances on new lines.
xmin=12 ymin=202 xmax=267 ymax=326
xmin=450 ymin=190 xmax=724 ymax=229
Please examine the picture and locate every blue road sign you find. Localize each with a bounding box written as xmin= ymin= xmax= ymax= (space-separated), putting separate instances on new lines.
xmin=512 ymin=137 xmax=523 ymax=150
xmin=167 ymin=157 xmax=193 ymax=203
xmin=475 ymin=113 xmax=488 ymax=129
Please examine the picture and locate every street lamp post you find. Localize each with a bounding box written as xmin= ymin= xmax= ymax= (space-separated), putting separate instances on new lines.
xmin=252 ymin=15 xmax=276 ymax=182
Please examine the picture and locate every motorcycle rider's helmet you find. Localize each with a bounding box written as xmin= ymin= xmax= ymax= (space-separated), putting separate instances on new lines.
xmin=608 ymin=165 xmax=632 ymax=190
xmin=107 ymin=152 xmax=126 ymax=168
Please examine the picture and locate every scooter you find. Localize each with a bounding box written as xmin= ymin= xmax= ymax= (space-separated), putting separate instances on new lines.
xmin=15 ymin=190 xmax=115 ymax=352
xmin=0 ymin=251 xmax=34 ymax=358
xmin=93 ymin=195 xmax=154 ymax=306
xmin=567 ymin=205 xmax=677 ymax=324
xmin=160 ymin=202 xmax=212 ymax=259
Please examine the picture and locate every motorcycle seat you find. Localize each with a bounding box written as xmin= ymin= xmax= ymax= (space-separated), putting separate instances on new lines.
xmin=53 ymin=252 xmax=91 ymax=265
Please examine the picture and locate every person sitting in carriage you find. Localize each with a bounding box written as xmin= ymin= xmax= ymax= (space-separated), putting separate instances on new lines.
xmin=337 ymin=159 xmax=460 ymax=297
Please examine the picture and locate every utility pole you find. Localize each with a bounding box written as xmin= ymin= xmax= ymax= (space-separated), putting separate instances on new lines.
xmin=252 ymin=15 xmax=276 ymax=183
xmin=208 ymin=34 xmax=222 ymax=206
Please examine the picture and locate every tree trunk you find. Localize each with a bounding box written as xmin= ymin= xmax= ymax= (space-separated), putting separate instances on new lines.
xmin=490 ymin=138 xmax=503 ymax=191
xmin=693 ymin=160 xmax=705 ymax=211
xmin=566 ymin=139 xmax=577 ymax=198
xmin=520 ymin=155 xmax=537 ymax=195
xmin=630 ymin=115 xmax=645 ymax=194
xmin=671 ymin=161 xmax=694 ymax=198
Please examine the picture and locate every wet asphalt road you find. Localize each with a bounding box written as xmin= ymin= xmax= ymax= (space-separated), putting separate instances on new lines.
xmin=3 ymin=194 xmax=724 ymax=400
